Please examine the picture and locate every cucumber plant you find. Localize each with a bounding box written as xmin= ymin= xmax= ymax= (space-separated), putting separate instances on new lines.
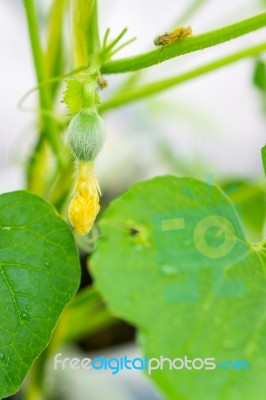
xmin=0 ymin=0 xmax=265 ymax=398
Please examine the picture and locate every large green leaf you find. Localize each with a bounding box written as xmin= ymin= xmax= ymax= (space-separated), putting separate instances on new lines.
xmin=91 ymin=176 xmax=266 ymax=400
xmin=221 ymin=180 xmax=266 ymax=242
xmin=0 ymin=191 xmax=80 ymax=398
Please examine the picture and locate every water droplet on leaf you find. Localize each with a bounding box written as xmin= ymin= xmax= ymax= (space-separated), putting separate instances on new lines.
xmin=21 ymin=310 xmax=31 ymax=321
xmin=43 ymin=258 xmax=50 ymax=268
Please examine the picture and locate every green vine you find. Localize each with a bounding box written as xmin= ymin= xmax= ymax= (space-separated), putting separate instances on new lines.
xmin=23 ymin=0 xmax=65 ymax=167
xmin=100 ymin=42 xmax=266 ymax=111
xmin=101 ymin=12 xmax=266 ymax=73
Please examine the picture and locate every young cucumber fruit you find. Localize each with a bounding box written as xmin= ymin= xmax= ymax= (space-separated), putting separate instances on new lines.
xmin=68 ymin=109 xmax=105 ymax=162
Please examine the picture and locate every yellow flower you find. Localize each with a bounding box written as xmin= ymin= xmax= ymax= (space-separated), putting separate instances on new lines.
xmin=68 ymin=162 xmax=100 ymax=235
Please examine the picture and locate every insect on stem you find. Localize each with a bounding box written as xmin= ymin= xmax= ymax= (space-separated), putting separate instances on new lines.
xmin=154 ymin=26 xmax=193 ymax=46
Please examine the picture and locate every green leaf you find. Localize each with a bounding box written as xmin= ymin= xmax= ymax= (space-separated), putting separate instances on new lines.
xmin=0 ymin=191 xmax=80 ymax=398
xmin=91 ymin=176 xmax=266 ymax=400
xmin=62 ymin=79 xmax=87 ymax=115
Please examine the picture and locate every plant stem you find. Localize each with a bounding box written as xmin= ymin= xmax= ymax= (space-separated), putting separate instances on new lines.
xmin=87 ymin=0 xmax=101 ymax=65
xmin=46 ymin=0 xmax=66 ymax=93
xmin=71 ymin=0 xmax=100 ymax=68
xmin=54 ymin=286 xmax=118 ymax=344
xmin=23 ymin=0 xmax=65 ymax=167
xmin=26 ymin=136 xmax=50 ymax=195
xmin=26 ymin=0 xmax=67 ymax=195
xmin=71 ymin=0 xmax=92 ymax=67
xmin=24 ymin=351 xmax=47 ymax=400
xmin=101 ymin=12 xmax=266 ymax=73
xmin=107 ymin=0 xmax=208 ymax=103
xmin=99 ymin=42 xmax=266 ymax=111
